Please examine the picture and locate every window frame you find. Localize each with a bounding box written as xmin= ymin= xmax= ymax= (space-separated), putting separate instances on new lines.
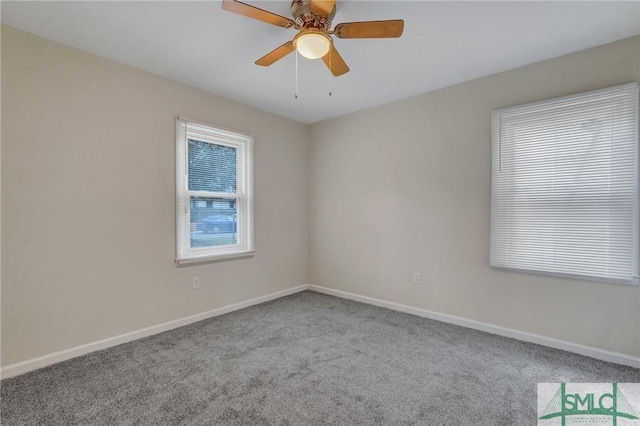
xmin=175 ymin=117 xmax=254 ymax=265
xmin=490 ymin=83 xmax=639 ymax=285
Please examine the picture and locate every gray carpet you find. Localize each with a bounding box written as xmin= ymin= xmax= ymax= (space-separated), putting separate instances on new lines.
xmin=1 ymin=291 xmax=639 ymax=425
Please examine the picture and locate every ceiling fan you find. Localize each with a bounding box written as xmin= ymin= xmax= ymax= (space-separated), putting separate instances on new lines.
xmin=221 ymin=0 xmax=404 ymax=76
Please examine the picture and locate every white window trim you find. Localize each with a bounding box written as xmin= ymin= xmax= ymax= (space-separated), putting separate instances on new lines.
xmin=175 ymin=117 xmax=254 ymax=265
xmin=490 ymin=83 xmax=639 ymax=286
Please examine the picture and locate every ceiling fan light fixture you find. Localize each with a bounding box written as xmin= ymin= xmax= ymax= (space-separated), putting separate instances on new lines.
xmin=221 ymin=0 xmax=404 ymax=76
xmin=294 ymin=30 xmax=331 ymax=59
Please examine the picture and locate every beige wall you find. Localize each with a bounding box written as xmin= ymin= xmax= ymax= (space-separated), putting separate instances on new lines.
xmin=1 ymin=26 xmax=309 ymax=366
xmin=2 ymin=25 xmax=639 ymax=367
xmin=309 ymin=36 xmax=640 ymax=357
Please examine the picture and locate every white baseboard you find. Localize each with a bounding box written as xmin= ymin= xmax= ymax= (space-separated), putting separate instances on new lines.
xmin=3 ymin=283 xmax=637 ymax=379
xmin=307 ymin=284 xmax=640 ymax=369
xmin=0 ymin=285 xmax=308 ymax=379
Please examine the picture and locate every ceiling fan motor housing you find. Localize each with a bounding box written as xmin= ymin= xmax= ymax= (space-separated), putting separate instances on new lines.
xmin=291 ymin=0 xmax=336 ymax=30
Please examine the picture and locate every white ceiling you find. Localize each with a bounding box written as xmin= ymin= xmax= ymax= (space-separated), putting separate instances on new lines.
xmin=2 ymin=1 xmax=639 ymax=124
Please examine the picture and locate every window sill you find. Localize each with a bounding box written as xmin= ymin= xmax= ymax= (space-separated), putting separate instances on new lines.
xmin=490 ymin=265 xmax=640 ymax=287
xmin=176 ymin=250 xmax=255 ymax=266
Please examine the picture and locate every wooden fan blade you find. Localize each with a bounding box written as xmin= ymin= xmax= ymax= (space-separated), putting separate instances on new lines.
xmin=255 ymin=41 xmax=295 ymax=66
xmin=321 ymin=45 xmax=349 ymax=76
xmin=333 ymin=20 xmax=404 ymax=39
xmin=310 ymin=0 xmax=335 ymax=17
xmin=222 ymin=0 xmax=295 ymax=28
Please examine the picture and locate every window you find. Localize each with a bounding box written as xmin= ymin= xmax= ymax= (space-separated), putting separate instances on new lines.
xmin=176 ymin=118 xmax=253 ymax=264
xmin=490 ymin=83 xmax=639 ymax=285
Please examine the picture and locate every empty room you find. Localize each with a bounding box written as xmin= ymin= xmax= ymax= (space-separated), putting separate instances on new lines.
xmin=1 ymin=1 xmax=639 ymax=425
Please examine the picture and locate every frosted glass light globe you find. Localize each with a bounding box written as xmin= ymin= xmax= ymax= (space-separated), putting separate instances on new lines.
xmin=294 ymin=32 xmax=331 ymax=59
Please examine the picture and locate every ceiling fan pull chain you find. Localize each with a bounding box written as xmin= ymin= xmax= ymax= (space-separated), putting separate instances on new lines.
xmin=295 ymin=50 xmax=299 ymax=99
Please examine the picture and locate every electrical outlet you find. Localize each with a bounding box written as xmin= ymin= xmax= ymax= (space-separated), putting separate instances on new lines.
xmin=192 ymin=277 xmax=200 ymax=289
xmin=413 ymin=272 xmax=421 ymax=285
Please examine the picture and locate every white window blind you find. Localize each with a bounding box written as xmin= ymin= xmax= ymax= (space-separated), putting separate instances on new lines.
xmin=176 ymin=118 xmax=254 ymax=265
xmin=490 ymin=83 xmax=639 ymax=285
